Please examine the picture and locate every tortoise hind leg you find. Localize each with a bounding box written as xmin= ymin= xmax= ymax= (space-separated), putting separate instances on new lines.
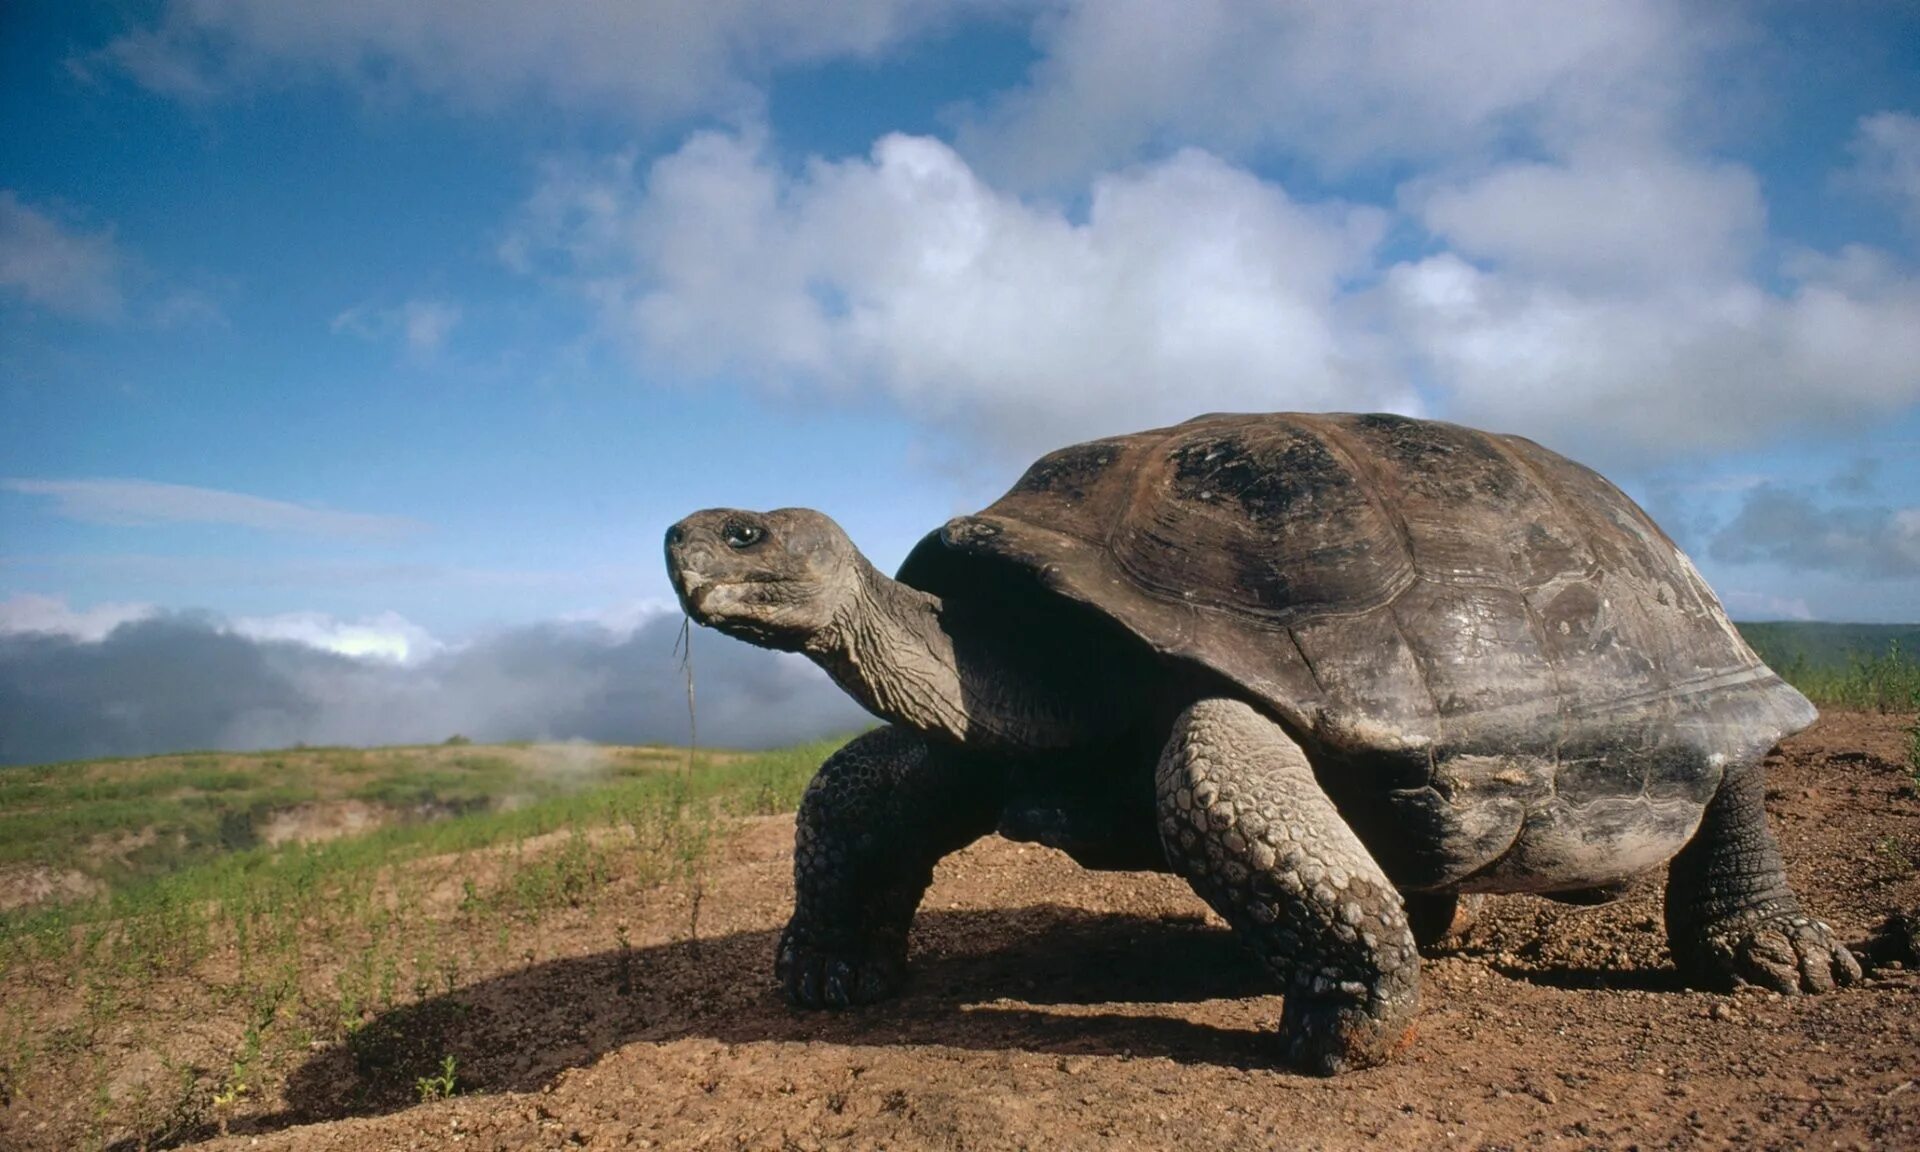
xmin=780 ymin=727 xmax=1003 ymax=1008
xmin=1157 ymin=698 xmax=1421 ymax=1074
xmin=1404 ymin=892 xmax=1483 ymax=953
xmin=1664 ymin=759 xmax=1860 ymax=993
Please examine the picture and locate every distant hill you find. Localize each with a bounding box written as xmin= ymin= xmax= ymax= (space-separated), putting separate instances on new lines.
xmin=1735 ymin=622 xmax=1920 ymax=671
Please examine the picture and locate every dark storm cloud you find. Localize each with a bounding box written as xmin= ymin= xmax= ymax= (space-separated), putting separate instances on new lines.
xmin=1709 ymin=484 xmax=1920 ymax=579
xmin=0 ymin=613 xmax=870 ymax=766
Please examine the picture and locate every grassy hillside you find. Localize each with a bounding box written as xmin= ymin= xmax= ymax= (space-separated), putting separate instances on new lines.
xmin=1737 ymin=622 xmax=1920 ymax=712
xmin=1 ymin=736 xmax=853 ymax=1148
xmin=1737 ymin=621 xmax=1920 ymax=670
xmin=0 ymin=742 xmax=756 ymax=905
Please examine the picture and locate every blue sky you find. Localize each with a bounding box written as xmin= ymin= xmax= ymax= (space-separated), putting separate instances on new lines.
xmin=2 ymin=1 xmax=1919 ymax=702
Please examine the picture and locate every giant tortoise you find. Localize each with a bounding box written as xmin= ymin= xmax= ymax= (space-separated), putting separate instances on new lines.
xmin=664 ymin=412 xmax=1856 ymax=1073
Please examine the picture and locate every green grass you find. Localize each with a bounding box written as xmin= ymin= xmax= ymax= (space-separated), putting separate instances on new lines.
xmin=1739 ymin=625 xmax=1920 ymax=713
xmin=0 ymin=737 xmax=842 ymax=955
xmin=1735 ymin=622 xmax=1920 ymax=671
xmin=0 ymin=742 xmax=729 ymax=890
xmin=0 ymin=735 xmax=849 ymax=1150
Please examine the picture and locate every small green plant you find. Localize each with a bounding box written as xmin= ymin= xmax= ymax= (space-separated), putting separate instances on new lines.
xmin=1906 ymin=714 xmax=1920 ymax=797
xmin=1872 ymin=836 xmax=1918 ymax=880
xmin=616 ymin=924 xmax=635 ymax=996
xmin=415 ymin=1054 xmax=458 ymax=1102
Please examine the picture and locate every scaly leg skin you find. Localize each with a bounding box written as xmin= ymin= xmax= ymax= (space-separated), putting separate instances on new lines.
xmin=1157 ymin=699 xmax=1421 ymax=1075
xmin=779 ymin=726 xmax=1003 ymax=1009
xmin=1664 ymin=760 xmax=1861 ymax=994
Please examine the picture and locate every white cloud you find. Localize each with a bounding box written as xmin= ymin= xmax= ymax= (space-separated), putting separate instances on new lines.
xmin=3 ymin=478 xmax=423 ymax=539
xmin=98 ymin=0 xmax=1012 ymax=120
xmin=512 ymin=125 xmax=1920 ymax=466
xmin=512 ymin=129 xmax=1408 ymax=459
xmin=1374 ymin=140 xmax=1920 ymax=461
xmin=229 ymin=610 xmax=443 ymax=663
xmin=955 ymin=0 xmax=1708 ymax=187
xmin=0 ymin=190 xmax=125 ymax=317
xmin=1408 ymin=148 xmax=1765 ymax=292
xmin=1719 ymin=590 xmax=1813 ymax=622
xmin=1379 ymin=247 xmax=1920 ymax=460
xmin=1847 ymin=110 xmax=1920 ymax=232
xmin=331 ymin=297 xmax=462 ymax=356
xmin=0 ymin=593 xmax=156 ymax=641
xmin=399 ymin=299 xmax=461 ymax=353
xmin=0 ymin=594 xmax=436 ymax=663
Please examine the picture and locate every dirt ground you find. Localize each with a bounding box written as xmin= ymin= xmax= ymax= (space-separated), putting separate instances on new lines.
xmin=18 ymin=712 xmax=1920 ymax=1151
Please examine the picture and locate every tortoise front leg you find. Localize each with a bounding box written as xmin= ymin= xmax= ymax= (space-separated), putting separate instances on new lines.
xmin=1157 ymin=698 xmax=1421 ymax=1074
xmin=780 ymin=726 xmax=1003 ymax=1008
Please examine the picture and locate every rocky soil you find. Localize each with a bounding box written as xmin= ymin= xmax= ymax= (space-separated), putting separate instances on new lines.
xmin=14 ymin=712 xmax=1920 ymax=1151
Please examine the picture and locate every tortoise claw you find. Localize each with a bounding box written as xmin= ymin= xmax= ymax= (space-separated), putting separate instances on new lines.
xmin=1696 ymin=915 xmax=1861 ymax=995
xmin=775 ymin=922 xmax=906 ymax=1009
xmin=1280 ymin=993 xmax=1419 ymax=1076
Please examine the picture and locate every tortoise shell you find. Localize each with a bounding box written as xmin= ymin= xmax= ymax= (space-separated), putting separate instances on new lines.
xmin=900 ymin=412 xmax=1813 ymax=778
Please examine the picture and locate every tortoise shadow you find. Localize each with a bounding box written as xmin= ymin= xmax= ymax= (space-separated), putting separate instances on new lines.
xmin=254 ymin=906 xmax=1277 ymax=1134
xmin=250 ymin=903 xmax=1692 ymax=1136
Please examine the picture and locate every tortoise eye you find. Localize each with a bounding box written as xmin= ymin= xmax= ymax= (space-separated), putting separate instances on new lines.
xmin=722 ymin=521 xmax=764 ymax=549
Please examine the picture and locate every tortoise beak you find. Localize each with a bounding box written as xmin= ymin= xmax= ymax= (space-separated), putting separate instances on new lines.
xmin=664 ymin=519 xmax=717 ymax=616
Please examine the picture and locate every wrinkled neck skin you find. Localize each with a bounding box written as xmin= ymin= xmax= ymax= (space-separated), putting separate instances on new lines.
xmin=802 ymin=558 xmax=1090 ymax=754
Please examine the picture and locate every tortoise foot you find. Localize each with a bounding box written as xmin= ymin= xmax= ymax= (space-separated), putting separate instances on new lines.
xmin=1688 ymin=914 xmax=1861 ymax=995
xmin=1280 ymin=991 xmax=1420 ymax=1076
xmin=775 ymin=920 xmax=907 ymax=1008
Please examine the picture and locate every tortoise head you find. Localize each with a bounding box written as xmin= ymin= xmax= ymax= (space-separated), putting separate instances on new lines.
xmin=664 ymin=508 xmax=863 ymax=651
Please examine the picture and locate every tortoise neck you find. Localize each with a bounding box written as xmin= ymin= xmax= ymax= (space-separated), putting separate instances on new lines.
xmin=803 ymin=559 xmax=1084 ymax=752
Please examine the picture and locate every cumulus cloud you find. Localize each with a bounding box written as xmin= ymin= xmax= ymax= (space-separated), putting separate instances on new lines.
xmin=1379 ymin=248 xmax=1920 ymax=461
xmin=1 ymin=596 xmax=437 ymax=664
xmin=79 ymin=2 xmax=1920 ymax=483
xmin=1406 ymin=148 xmax=1766 ymax=292
xmin=0 ymin=608 xmax=868 ymax=766
xmin=508 ymin=124 xmax=1920 ymax=467
xmin=510 ymin=129 xmax=1407 ymax=460
xmin=1377 ymin=143 xmax=1920 ymax=461
xmin=228 ymin=610 xmax=444 ymax=663
xmin=1847 ymin=110 xmax=1920 ymax=232
xmin=1710 ymin=485 xmax=1920 ymax=580
xmin=955 ymin=0 xmax=1707 ymax=187
xmin=95 ymin=0 xmax=1007 ymax=120
xmin=0 ymin=190 xmax=125 ymax=317
xmin=3 ymin=478 xmax=423 ymax=538
xmin=0 ymin=595 xmax=441 ymax=662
